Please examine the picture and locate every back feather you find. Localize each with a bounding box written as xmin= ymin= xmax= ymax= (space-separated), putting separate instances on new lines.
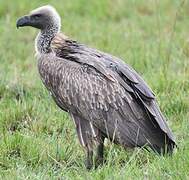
xmin=39 ymin=33 xmax=177 ymax=154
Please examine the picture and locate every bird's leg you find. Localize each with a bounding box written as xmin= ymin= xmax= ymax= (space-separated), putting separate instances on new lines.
xmin=85 ymin=135 xmax=105 ymax=170
xmin=95 ymin=135 xmax=105 ymax=168
xmin=85 ymin=147 xmax=93 ymax=170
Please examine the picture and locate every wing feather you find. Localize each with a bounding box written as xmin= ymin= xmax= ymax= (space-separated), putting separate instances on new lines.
xmin=38 ymin=33 xmax=176 ymax=152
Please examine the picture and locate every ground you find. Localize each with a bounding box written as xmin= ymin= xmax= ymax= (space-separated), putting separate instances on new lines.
xmin=0 ymin=0 xmax=189 ymax=179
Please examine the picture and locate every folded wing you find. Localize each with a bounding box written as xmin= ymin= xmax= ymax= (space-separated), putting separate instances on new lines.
xmin=39 ymin=33 xmax=176 ymax=153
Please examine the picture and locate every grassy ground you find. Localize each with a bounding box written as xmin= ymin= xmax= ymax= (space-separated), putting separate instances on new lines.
xmin=0 ymin=0 xmax=189 ymax=179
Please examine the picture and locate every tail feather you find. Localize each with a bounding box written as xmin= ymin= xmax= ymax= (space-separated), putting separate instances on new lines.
xmin=106 ymin=107 xmax=176 ymax=155
xmin=150 ymin=137 xmax=175 ymax=155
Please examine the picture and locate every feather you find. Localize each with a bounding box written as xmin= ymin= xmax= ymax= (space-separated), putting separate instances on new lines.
xmin=38 ymin=50 xmax=175 ymax=154
xmin=37 ymin=31 xmax=176 ymax=155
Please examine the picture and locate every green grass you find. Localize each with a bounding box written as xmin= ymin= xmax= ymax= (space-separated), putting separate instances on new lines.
xmin=0 ymin=0 xmax=189 ymax=179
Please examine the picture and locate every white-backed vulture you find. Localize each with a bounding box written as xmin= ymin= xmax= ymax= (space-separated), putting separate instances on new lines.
xmin=16 ymin=5 xmax=176 ymax=169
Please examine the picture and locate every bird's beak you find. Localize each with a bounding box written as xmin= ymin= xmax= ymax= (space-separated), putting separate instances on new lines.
xmin=16 ymin=15 xmax=31 ymax=29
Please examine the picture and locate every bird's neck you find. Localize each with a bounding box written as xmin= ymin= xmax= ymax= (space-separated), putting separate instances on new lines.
xmin=35 ymin=26 xmax=59 ymax=54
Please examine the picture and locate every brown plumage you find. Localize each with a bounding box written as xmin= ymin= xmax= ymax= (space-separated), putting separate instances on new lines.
xmin=17 ymin=5 xmax=176 ymax=169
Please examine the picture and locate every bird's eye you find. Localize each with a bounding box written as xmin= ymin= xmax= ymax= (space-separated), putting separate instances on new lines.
xmin=32 ymin=14 xmax=42 ymax=19
xmin=35 ymin=14 xmax=42 ymax=18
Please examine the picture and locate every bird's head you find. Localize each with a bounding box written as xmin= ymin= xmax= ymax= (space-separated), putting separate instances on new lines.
xmin=16 ymin=5 xmax=61 ymax=32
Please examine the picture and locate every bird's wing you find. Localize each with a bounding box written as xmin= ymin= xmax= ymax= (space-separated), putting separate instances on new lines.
xmin=51 ymin=33 xmax=155 ymax=100
xmin=49 ymin=33 xmax=175 ymax=146
xmin=38 ymin=52 xmax=173 ymax=152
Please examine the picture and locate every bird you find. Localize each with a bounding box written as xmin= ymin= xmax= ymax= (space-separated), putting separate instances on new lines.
xmin=16 ymin=5 xmax=176 ymax=169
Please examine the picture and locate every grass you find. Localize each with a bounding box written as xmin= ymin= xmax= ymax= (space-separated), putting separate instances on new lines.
xmin=0 ymin=0 xmax=189 ymax=179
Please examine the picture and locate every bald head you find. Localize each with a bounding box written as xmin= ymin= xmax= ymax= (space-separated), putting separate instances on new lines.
xmin=16 ymin=5 xmax=61 ymax=32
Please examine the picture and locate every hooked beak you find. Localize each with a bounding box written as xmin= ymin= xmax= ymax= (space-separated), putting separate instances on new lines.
xmin=16 ymin=15 xmax=31 ymax=29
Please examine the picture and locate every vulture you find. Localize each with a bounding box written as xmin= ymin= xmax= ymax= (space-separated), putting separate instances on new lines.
xmin=16 ymin=5 xmax=176 ymax=169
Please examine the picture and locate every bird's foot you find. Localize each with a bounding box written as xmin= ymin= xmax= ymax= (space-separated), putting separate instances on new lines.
xmin=95 ymin=157 xmax=104 ymax=169
xmin=84 ymin=158 xmax=93 ymax=170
